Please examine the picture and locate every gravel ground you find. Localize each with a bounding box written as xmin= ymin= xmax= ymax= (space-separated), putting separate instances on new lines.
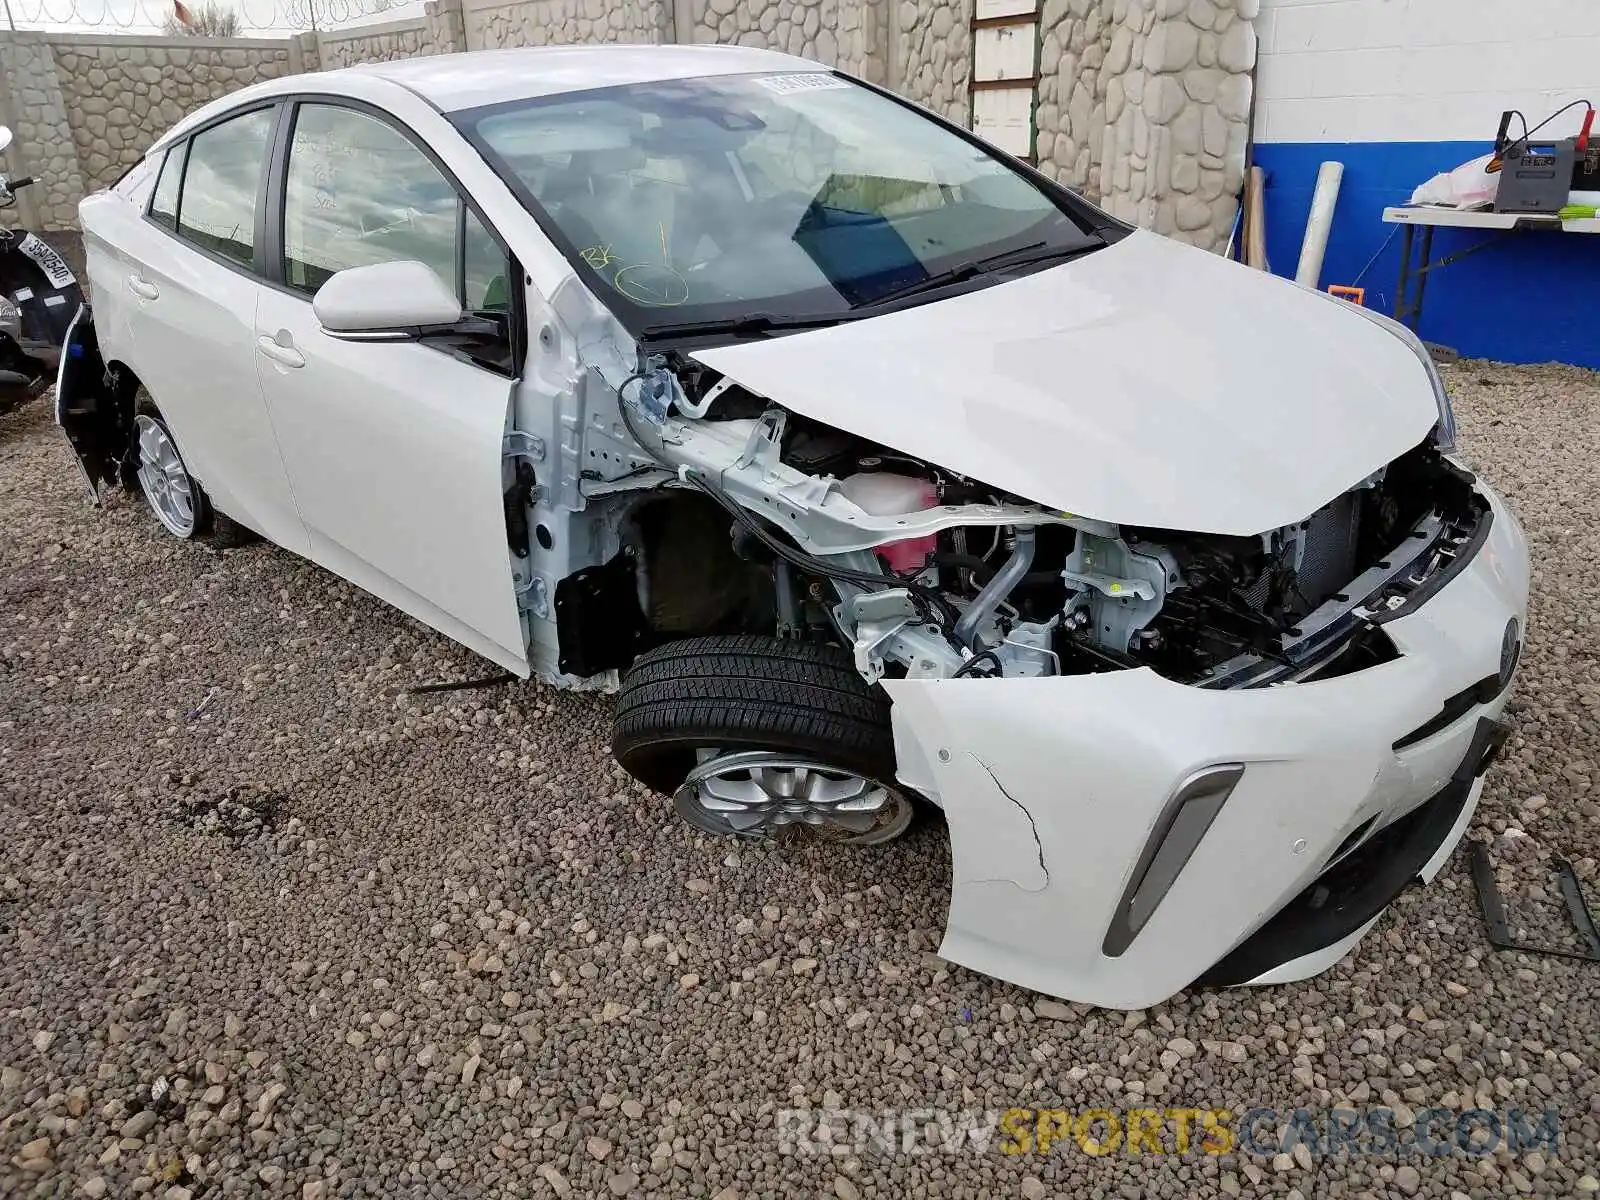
xmin=2 ymin=361 xmax=1598 ymax=1199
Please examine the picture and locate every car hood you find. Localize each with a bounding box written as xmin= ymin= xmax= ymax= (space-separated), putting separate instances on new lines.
xmin=690 ymin=230 xmax=1439 ymax=536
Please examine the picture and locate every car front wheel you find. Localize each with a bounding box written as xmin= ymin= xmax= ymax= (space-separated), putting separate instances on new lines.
xmin=612 ymin=635 xmax=915 ymax=845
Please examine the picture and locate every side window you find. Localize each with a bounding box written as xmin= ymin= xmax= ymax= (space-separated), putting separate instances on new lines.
xmin=149 ymin=143 xmax=186 ymax=231
xmin=282 ymin=104 xmax=458 ymax=295
xmin=176 ymin=107 xmax=275 ymax=267
xmin=463 ymin=208 xmax=510 ymax=313
xmin=283 ymin=103 xmax=516 ymax=374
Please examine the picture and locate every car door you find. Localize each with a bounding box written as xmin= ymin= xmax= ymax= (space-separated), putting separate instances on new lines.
xmin=253 ymin=99 xmax=529 ymax=676
xmin=96 ymin=104 xmax=309 ymax=553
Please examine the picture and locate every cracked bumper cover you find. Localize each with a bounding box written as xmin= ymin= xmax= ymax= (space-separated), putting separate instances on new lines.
xmin=883 ymin=483 xmax=1529 ymax=1010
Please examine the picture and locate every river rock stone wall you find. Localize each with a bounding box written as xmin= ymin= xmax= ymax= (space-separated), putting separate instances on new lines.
xmin=318 ymin=18 xmax=439 ymax=68
xmin=3 ymin=0 xmax=1255 ymax=257
xmin=1036 ymin=0 xmax=1254 ymax=250
xmin=688 ymin=0 xmax=883 ymax=82
xmin=52 ymin=36 xmax=297 ymax=197
xmin=427 ymin=0 xmax=471 ymax=56
xmin=0 ymin=34 xmax=85 ymax=231
xmin=894 ymin=0 xmax=972 ymax=123
xmin=464 ymin=0 xmax=671 ymax=50
xmin=296 ymin=0 xmax=466 ymax=70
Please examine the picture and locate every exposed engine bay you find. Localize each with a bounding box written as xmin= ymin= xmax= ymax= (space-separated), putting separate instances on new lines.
xmin=568 ymin=352 xmax=1488 ymax=694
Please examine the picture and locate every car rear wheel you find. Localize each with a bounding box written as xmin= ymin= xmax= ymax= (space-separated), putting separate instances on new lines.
xmin=130 ymin=392 xmax=254 ymax=546
xmin=133 ymin=405 xmax=209 ymax=540
xmin=612 ymin=635 xmax=915 ymax=845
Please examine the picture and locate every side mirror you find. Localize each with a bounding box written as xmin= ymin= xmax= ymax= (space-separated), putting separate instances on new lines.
xmin=0 ymin=126 xmax=12 ymax=155
xmin=312 ymin=260 xmax=463 ymax=338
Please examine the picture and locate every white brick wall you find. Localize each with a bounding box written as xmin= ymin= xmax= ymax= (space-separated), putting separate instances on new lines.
xmin=1255 ymin=0 xmax=1600 ymax=142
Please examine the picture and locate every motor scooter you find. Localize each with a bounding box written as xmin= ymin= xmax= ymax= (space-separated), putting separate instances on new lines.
xmin=0 ymin=124 xmax=85 ymax=410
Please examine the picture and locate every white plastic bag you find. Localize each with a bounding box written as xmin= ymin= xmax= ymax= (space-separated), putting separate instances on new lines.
xmin=1410 ymin=152 xmax=1500 ymax=208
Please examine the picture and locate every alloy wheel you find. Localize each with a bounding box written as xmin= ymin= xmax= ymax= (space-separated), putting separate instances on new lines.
xmin=674 ymin=750 xmax=913 ymax=845
xmin=134 ymin=414 xmax=197 ymax=538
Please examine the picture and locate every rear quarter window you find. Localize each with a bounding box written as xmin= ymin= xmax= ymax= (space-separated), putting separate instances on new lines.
xmin=112 ymin=155 xmax=160 ymax=209
xmin=148 ymin=145 xmax=185 ymax=231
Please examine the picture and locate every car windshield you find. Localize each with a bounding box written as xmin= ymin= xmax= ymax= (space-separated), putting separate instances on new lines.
xmin=457 ymin=71 xmax=1103 ymax=333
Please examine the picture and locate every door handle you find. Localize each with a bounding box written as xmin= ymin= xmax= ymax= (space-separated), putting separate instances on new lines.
xmin=256 ymin=335 xmax=305 ymax=369
xmin=126 ymin=275 xmax=159 ymax=300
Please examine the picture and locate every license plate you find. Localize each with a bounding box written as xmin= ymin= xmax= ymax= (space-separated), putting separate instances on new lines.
xmin=16 ymin=233 xmax=76 ymax=290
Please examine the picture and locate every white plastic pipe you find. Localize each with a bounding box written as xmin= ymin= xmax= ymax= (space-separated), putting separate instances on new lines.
xmin=1295 ymin=161 xmax=1345 ymax=289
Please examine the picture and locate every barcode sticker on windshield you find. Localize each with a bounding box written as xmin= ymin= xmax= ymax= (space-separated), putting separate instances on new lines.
xmin=755 ymin=73 xmax=850 ymax=95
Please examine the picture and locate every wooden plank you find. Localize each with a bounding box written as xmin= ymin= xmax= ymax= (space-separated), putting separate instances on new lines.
xmin=1245 ymin=167 xmax=1269 ymax=271
xmin=970 ymin=76 xmax=1039 ymax=91
xmin=973 ymin=12 xmax=1037 ymax=30
xmin=975 ymin=0 xmax=1037 ymax=18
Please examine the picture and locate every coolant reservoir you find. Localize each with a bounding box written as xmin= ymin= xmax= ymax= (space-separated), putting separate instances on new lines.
xmin=838 ymin=472 xmax=940 ymax=574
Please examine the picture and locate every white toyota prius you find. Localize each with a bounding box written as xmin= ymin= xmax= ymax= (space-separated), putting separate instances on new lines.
xmin=54 ymin=45 xmax=1529 ymax=1009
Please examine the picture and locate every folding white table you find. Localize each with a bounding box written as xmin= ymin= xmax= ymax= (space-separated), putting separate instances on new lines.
xmin=1380 ymin=206 xmax=1600 ymax=329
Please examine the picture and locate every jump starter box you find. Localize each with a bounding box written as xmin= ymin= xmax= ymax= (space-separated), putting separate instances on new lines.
xmin=1492 ymin=108 xmax=1597 ymax=213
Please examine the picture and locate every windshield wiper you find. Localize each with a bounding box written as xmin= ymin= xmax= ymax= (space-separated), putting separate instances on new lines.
xmin=637 ymin=311 xmax=857 ymax=343
xmin=862 ymin=241 xmax=1097 ymax=308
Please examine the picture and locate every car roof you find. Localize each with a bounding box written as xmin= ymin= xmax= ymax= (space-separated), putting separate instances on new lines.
xmin=340 ymin=44 xmax=827 ymax=113
xmin=146 ymin=44 xmax=834 ymax=157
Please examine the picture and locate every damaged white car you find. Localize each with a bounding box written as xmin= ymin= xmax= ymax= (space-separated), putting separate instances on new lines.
xmin=58 ymin=46 xmax=1529 ymax=1009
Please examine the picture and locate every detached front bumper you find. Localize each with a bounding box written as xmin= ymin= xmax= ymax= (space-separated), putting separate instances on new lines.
xmin=883 ymin=483 xmax=1529 ymax=1010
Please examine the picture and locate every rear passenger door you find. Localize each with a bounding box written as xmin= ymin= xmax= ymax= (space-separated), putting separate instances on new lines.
xmin=104 ymin=104 xmax=308 ymax=553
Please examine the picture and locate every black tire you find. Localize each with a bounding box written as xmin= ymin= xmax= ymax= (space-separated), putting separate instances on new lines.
xmin=207 ymin=510 xmax=259 ymax=549
xmin=130 ymin=392 xmax=255 ymax=547
xmin=612 ymin=634 xmax=898 ymax=795
xmin=130 ymin=392 xmax=212 ymax=540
